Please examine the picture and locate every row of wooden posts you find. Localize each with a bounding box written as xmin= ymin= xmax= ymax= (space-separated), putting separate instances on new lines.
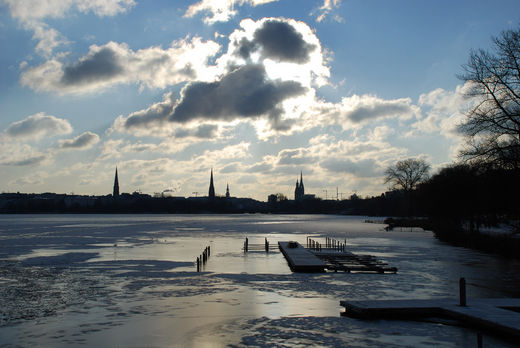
xmin=307 ymin=237 xmax=321 ymax=250
xmin=196 ymin=245 xmax=210 ymax=272
xmin=243 ymin=237 xmax=270 ymax=252
xmin=307 ymin=237 xmax=346 ymax=251
xmin=325 ymin=237 xmax=347 ymax=251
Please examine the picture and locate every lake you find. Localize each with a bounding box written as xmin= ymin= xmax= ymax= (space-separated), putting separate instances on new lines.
xmin=0 ymin=214 xmax=519 ymax=347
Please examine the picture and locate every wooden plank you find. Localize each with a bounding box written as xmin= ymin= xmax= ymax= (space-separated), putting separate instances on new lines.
xmin=278 ymin=241 xmax=326 ymax=272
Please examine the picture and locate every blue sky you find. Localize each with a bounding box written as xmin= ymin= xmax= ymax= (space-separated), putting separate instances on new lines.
xmin=0 ymin=0 xmax=519 ymax=200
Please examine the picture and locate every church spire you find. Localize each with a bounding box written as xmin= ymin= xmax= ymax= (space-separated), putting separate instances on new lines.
xmin=226 ymin=183 xmax=230 ymax=198
xmin=208 ymin=168 xmax=215 ymax=198
xmin=295 ymin=171 xmax=305 ymax=201
xmin=113 ymin=167 xmax=120 ymax=197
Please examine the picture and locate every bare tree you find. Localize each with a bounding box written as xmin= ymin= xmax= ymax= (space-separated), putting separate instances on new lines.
xmin=459 ymin=27 xmax=520 ymax=169
xmin=384 ymin=158 xmax=430 ymax=192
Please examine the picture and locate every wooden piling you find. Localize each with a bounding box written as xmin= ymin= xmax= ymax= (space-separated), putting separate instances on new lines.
xmin=459 ymin=277 xmax=466 ymax=307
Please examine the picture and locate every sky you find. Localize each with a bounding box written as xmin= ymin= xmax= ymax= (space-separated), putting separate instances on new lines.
xmin=0 ymin=0 xmax=519 ymax=201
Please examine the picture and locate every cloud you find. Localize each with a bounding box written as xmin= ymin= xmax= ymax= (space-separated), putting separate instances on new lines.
xmin=5 ymin=112 xmax=73 ymax=139
xmin=114 ymin=92 xmax=176 ymax=133
xmin=171 ymin=64 xmax=306 ymax=129
xmin=58 ymin=132 xmax=100 ymax=149
xmin=339 ymin=95 xmax=417 ymax=123
xmin=320 ymin=158 xmax=382 ymax=177
xmin=277 ymin=148 xmax=315 ymax=165
xmin=113 ymin=64 xmax=307 ymax=135
xmin=220 ymin=162 xmax=241 ymax=173
xmin=10 ymin=173 xmax=45 ymax=186
xmin=174 ymin=124 xmax=219 ymax=139
xmin=61 ymin=47 xmax=123 ymax=85
xmin=3 ymin=155 xmax=48 ymax=166
xmin=4 ymin=0 xmax=136 ymax=55
xmin=0 ymin=141 xmax=51 ymax=167
xmin=237 ymin=19 xmax=317 ymax=63
xmin=29 ymin=21 xmax=69 ymax=57
xmin=184 ymin=0 xmax=278 ymax=24
xmin=413 ymin=83 xmax=471 ymax=136
xmin=304 ymin=94 xmax=419 ymax=132
xmin=312 ymin=0 xmax=343 ymax=23
xmin=21 ymin=38 xmax=221 ymax=94
xmin=221 ymin=18 xmax=330 ymax=87
xmin=3 ymin=0 xmax=136 ymax=21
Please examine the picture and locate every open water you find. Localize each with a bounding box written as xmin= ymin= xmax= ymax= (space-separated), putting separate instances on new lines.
xmin=0 ymin=214 xmax=519 ymax=347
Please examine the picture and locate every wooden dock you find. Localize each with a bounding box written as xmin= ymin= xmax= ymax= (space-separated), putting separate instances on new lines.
xmin=313 ymin=250 xmax=397 ymax=274
xmin=278 ymin=240 xmax=397 ymax=273
xmin=340 ymin=298 xmax=520 ymax=339
xmin=278 ymin=241 xmax=326 ymax=272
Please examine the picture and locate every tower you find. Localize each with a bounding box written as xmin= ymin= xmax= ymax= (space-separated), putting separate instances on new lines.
xmin=294 ymin=172 xmax=305 ymax=200
xmin=113 ymin=167 xmax=120 ymax=197
xmin=208 ymin=168 xmax=215 ymax=198
xmin=226 ymin=183 xmax=230 ymax=198
xmin=299 ymin=171 xmax=304 ymax=196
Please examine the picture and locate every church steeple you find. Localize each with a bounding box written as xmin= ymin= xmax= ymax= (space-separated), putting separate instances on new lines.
xmin=113 ymin=167 xmax=120 ymax=197
xmin=226 ymin=183 xmax=230 ymax=198
xmin=208 ymin=168 xmax=215 ymax=198
xmin=294 ymin=172 xmax=305 ymax=201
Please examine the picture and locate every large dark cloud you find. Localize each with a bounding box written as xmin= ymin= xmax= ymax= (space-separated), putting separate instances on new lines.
xmin=171 ymin=64 xmax=306 ymax=129
xmin=61 ymin=47 xmax=123 ymax=85
xmin=238 ymin=19 xmax=316 ymax=63
xmin=123 ymin=93 xmax=176 ymax=129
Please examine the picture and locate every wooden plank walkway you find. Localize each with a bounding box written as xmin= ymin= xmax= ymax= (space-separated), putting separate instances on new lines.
xmin=340 ymin=298 xmax=520 ymax=339
xmin=278 ymin=241 xmax=326 ymax=272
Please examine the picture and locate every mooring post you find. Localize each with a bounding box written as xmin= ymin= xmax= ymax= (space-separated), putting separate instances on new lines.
xmin=245 ymin=237 xmax=248 ymax=252
xmin=196 ymin=257 xmax=200 ymax=272
xmin=459 ymin=277 xmax=467 ymax=306
xmin=208 ymin=245 xmax=210 ymax=257
xmin=477 ymin=333 xmax=482 ymax=348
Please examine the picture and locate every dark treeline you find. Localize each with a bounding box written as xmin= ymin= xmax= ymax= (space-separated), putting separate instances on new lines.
xmin=415 ymin=165 xmax=520 ymax=256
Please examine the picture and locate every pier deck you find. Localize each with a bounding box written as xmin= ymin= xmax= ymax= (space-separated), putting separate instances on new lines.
xmin=340 ymin=298 xmax=520 ymax=338
xmin=278 ymin=241 xmax=326 ymax=272
xmin=278 ymin=241 xmax=397 ymax=273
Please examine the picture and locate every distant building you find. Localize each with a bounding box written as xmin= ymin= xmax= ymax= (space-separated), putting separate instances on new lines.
xmin=226 ymin=183 xmax=230 ymax=198
xmin=208 ymin=169 xmax=215 ymax=198
xmin=294 ymin=172 xmax=305 ymax=201
xmin=113 ymin=167 xmax=120 ymax=197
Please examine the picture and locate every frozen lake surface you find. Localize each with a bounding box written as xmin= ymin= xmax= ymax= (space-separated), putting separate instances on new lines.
xmin=1 ymin=214 xmax=519 ymax=347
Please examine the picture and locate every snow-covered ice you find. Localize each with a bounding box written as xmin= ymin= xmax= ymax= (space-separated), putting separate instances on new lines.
xmin=0 ymin=214 xmax=519 ymax=347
